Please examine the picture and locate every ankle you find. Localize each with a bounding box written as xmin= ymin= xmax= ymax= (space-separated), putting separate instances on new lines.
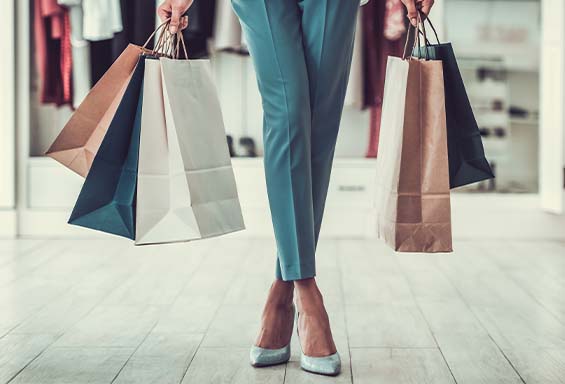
xmin=269 ymin=279 xmax=294 ymax=307
xmin=294 ymin=278 xmax=324 ymax=312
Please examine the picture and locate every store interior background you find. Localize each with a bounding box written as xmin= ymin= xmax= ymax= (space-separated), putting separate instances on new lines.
xmin=1 ymin=1 xmax=565 ymax=383
xmin=1 ymin=0 xmax=564 ymax=239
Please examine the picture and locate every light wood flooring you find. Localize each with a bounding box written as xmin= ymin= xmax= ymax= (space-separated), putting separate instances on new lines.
xmin=1 ymin=236 xmax=565 ymax=383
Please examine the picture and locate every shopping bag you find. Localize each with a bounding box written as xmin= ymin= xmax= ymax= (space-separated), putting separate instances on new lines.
xmin=68 ymin=56 xmax=146 ymax=239
xmin=46 ymin=44 xmax=146 ymax=177
xmin=413 ymin=19 xmax=494 ymax=189
xmin=376 ymin=23 xmax=452 ymax=253
xmin=135 ymin=54 xmax=245 ymax=245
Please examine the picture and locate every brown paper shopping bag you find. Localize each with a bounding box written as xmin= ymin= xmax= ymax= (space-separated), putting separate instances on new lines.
xmin=46 ymin=44 xmax=145 ymax=177
xmin=375 ymin=20 xmax=452 ymax=253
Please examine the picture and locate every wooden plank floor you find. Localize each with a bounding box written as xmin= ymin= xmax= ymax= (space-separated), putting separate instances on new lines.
xmin=0 ymin=236 xmax=564 ymax=383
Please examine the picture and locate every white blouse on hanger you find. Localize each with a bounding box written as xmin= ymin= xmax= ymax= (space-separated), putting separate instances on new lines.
xmin=82 ymin=0 xmax=123 ymax=41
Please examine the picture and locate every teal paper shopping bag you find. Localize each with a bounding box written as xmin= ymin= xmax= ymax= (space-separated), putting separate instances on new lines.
xmin=68 ymin=56 xmax=146 ymax=239
xmin=413 ymin=18 xmax=494 ymax=189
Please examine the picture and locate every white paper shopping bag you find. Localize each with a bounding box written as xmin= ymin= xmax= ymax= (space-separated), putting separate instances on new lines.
xmin=135 ymin=57 xmax=245 ymax=245
xmin=374 ymin=56 xmax=410 ymax=236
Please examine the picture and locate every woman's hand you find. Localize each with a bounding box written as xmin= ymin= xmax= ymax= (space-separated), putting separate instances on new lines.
xmin=157 ymin=0 xmax=193 ymax=33
xmin=401 ymin=0 xmax=434 ymax=27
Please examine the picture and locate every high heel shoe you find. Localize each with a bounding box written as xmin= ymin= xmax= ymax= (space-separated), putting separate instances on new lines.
xmin=249 ymin=303 xmax=295 ymax=367
xmin=296 ymin=311 xmax=341 ymax=376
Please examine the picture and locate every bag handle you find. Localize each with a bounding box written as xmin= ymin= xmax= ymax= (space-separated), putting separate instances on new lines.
xmin=415 ymin=16 xmax=441 ymax=47
xmin=143 ymin=19 xmax=169 ymax=50
xmin=167 ymin=28 xmax=189 ymax=60
xmin=175 ymin=31 xmax=189 ymax=59
xmin=424 ymin=16 xmax=440 ymax=45
xmin=141 ymin=18 xmax=189 ymax=59
xmin=402 ymin=11 xmax=429 ymax=60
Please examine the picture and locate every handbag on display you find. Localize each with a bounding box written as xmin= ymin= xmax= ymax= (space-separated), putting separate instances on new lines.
xmin=46 ymin=44 xmax=146 ymax=177
xmin=375 ymin=17 xmax=453 ymax=253
xmin=135 ymin=36 xmax=245 ymax=245
xmin=412 ymin=18 xmax=495 ymax=189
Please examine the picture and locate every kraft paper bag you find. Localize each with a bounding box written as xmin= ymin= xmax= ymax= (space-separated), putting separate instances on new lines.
xmin=135 ymin=57 xmax=245 ymax=245
xmin=68 ymin=56 xmax=146 ymax=239
xmin=46 ymin=44 xmax=147 ymax=177
xmin=376 ymin=51 xmax=452 ymax=252
xmin=413 ymin=19 xmax=494 ymax=189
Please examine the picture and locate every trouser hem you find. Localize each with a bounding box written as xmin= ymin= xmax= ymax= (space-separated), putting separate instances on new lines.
xmin=276 ymin=262 xmax=316 ymax=282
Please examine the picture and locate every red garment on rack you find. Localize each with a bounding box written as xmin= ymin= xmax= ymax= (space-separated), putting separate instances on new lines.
xmin=363 ymin=0 xmax=405 ymax=158
xmin=34 ymin=0 xmax=73 ymax=107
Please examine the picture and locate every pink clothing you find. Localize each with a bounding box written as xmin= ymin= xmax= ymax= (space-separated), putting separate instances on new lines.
xmin=383 ymin=0 xmax=406 ymax=41
xmin=34 ymin=0 xmax=73 ymax=106
xmin=363 ymin=0 xmax=406 ymax=158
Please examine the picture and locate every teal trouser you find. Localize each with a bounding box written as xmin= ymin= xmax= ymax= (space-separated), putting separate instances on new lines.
xmin=231 ymin=0 xmax=359 ymax=281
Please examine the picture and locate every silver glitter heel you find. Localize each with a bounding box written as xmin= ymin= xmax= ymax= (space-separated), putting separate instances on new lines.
xmin=249 ymin=304 xmax=295 ymax=367
xmin=296 ymin=312 xmax=341 ymax=376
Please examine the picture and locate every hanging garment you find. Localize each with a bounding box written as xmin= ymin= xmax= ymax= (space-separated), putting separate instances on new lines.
xmin=182 ymin=0 xmax=217 ymax=58
xmin=58 ymin=0 xmax=92 ymax=108
xmin=84 ymin=0 xmax=122 ymax=84
xmin=112 ymin=0 xmax=156 ymax=58
xmin=363 ymin=0 xmax=406 ymax=157
xmin=89 ymin=40 xmax=114 ymax=85
xmin=344 ymin=12 xmax=364 ymax=108
xmin=213 ymin=0 xmax=245 ymax=51
xmin=82 ymin=0 xmax=123 ymax=41
xmin=34 ymin=0 xmax=73 ymax=106
xmin=383 ymin=0 xmax=406 ymax=40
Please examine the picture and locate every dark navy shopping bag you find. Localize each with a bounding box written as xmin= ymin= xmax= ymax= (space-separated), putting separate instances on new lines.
xmin=68 ymin=56 xmax=146 ymax=239
xmin=413 ymin=19 xmax=495 ymax=189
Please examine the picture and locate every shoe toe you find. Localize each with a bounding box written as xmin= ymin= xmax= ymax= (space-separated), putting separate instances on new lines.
xmin=250 ymin=344 xmax=291 ymax=367
xmin=300 ymin=352 xmax=341 ymax=376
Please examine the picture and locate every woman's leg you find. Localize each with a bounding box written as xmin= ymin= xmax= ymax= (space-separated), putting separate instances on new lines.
xmin=231 ymin=0 xmax=316 ymax=281
xmin=231 ymin=0 xmax=358 ymax=360
xmin=254 ymin=279 xmax=294 ymax=349
xmin=293 ymin=0 xmax=359 ymax=358
xmin=299 ymin=0 xmax=359 ymax=246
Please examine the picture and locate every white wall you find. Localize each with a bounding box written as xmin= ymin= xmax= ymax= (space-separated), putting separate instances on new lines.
xmin=539 ymin=0 xmax=565 ymax=213
xmin=0 ymin=0 xmax=16 ymax=236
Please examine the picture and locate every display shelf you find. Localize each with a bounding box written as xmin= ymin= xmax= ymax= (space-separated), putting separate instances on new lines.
xmin=21 ymin=156 xmax=378 ymax=238
xmin=510 ymin=116 xmax=539 ymax=126
xmin=454 ymin=43 xmax=540 ymax=72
